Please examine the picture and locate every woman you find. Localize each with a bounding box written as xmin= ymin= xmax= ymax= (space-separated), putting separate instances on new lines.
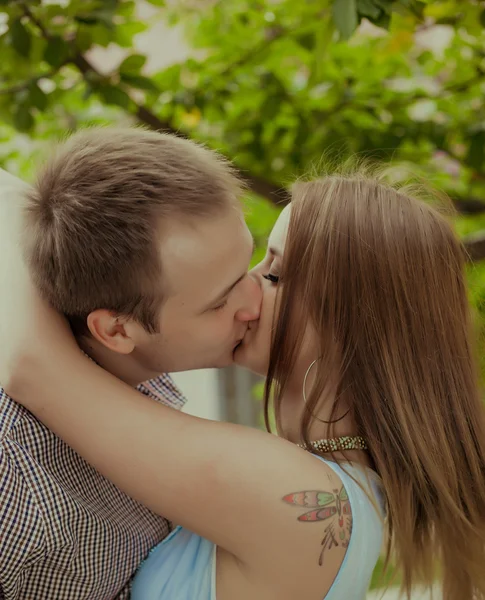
xmin=2 ymin=167 xmax=485 ymax=600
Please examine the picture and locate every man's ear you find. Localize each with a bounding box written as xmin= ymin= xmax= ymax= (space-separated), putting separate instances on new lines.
xmin=86 ymin=309 xmax=136 ymax=354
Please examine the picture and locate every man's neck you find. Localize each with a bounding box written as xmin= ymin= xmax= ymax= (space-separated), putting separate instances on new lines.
xmin=77 ymin=336 xmax=156 ymax=387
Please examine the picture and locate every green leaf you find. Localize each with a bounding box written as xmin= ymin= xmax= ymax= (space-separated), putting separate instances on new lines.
xmin=44 ymin=36 xmax=70 ymax=67
xmin=88 ymin=23 xmax=114 ymax=47
xmin=75 ymin=27 xmax=94 ymax=52
xmin=375 ymin=11 xmax=391 ymax=28
xmin=296 ymin=32 xmax=315 ymax=51
xmin=82 ymin=82 xmax=94 ymax=101
xmin=480 ymin=8 xmax=485 ymax=28
xmin=119 ymin=54 xmax=147 ymax=75
xmin=373 ymin=0 xmax=393 ymax=11
xmin=114 ymin=21 xmax=147 ymax=47
xmin=13 ymin=104 xmax=34 ymax=132
xmin=28 ymin=83 xmax=48 ymax=111
xmin=75 ymin=9 xmax=116 ymax=29
xmin=467 ymin=131 xmax=485 ymax=171
xmin=391 ymin=0 xmax=425 ymax=19
xmin=97 ymin=84 xmax=132 ymax=108
xmin=67 ymin=0 xmax=102 ymax=13
xmin=120 ymin=73 xmax=159 ymax=93
xmin=357 ymin=0 xmax=382 ymax=19
xmin=333 ymin=0 xmax=358 ymax=39
xmin=74 ymin=16 xmax=99 ymax=25
xmin=145 ymin=0 xmax=166 ymax=5
xmin=117 ymin=1 xmax=137 ymax=18
xmin=10 ymin=18 xmax=31 ymax=58
xmin=44 ymin=3 xmax=68 ymax=19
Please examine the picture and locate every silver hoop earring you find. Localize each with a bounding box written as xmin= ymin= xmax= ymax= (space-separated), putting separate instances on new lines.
xmin=302 ymin=358 xmax=318 ymax=405
xmin=302 ymin=357 xmax=350 ymax=425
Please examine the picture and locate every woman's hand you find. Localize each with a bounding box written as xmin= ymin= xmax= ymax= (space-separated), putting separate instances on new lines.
xmin=0 ymin=179 xmax=77 ymax=400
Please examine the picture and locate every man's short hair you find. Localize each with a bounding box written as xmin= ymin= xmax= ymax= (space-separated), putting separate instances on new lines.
xmin=24 ymin=126 xmax=244 ymax=335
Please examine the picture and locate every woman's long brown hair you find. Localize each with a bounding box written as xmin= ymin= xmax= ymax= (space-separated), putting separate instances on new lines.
xmin=264 ymin=165 xmax=485 ymax=599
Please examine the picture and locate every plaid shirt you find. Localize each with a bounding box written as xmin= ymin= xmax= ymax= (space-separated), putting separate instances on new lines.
xmin=0 ymin=374 xmax=186 ymax=600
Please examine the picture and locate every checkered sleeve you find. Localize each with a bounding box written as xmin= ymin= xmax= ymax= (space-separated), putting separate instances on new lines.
xmin=0 ymin=444 xmax=46 ymax=599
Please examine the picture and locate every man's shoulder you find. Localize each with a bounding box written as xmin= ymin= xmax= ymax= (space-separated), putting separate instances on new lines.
xmin=0 ymin=386 xmax=29 ymax=442
xmin=0 ymin=387 xmax=50 ymax=512
xmin=0 ymin=389 xmax=47 ymax=562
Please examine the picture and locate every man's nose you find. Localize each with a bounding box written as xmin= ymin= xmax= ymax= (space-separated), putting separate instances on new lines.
xmin=236 ymin=274 xmax=262 ymax=322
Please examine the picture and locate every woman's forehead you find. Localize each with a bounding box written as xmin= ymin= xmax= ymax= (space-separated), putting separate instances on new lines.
xmin=268 ymin=204 xmax=291 ymax=256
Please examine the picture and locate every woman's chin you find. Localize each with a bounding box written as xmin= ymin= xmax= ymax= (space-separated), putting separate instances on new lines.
xmin=232 ymin=341 xmax=251 ymax=368
xmin=233 ymin=342 xmax=267 ymax=377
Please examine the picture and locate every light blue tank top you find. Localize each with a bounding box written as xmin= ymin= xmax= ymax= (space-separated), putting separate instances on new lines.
xmin=132 ymin=456 xmax=385 ymax=600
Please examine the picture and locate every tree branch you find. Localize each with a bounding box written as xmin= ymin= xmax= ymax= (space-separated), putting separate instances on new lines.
xmin=71 ymin=54 xmax=290 ymax=204
xmin=453 ymin=197 xmax=485 ymax=215
xmin=19 ymin=4 xmax=485 ymax=261
xmin=217 ymin=25 xmax=286 ymax=79
xmin=20 ymin=9 xmax=287 ymax=202
xmin=0 ymin=64 xmax=69 ymax=95
xmin=71 ymin=54 xmax=181 ymax=133
xmin=42 ymin=56 xmax=485 ymax=259
xmin=20 ymin=2 xmax=52 ymax=39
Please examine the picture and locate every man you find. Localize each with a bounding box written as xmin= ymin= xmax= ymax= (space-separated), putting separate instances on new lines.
xmin=0 ymin=127 xmax=261 ymax=599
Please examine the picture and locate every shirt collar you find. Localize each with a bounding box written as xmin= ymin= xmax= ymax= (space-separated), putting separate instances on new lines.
xmin=137 ymin=375 xmax=187 ymax=410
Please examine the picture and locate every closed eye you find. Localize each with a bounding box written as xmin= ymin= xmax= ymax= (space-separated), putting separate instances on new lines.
xmin=212 ymin=299 xmax=228 ymax=312
xmin=263 ymin=273 xmax=279 ymax=284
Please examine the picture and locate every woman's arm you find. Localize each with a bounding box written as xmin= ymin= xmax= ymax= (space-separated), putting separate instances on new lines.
xmin=6 ymin=339 xmax=347 ymax=588
xmin=0 ymin=199 xmax=348 ymax=595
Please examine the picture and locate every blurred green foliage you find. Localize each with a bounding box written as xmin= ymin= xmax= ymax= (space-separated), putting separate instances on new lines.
xmin=0 ymin=2 xmax=484 ymax=372
xmin=1 ymin=1 xmax=484 ymax=202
